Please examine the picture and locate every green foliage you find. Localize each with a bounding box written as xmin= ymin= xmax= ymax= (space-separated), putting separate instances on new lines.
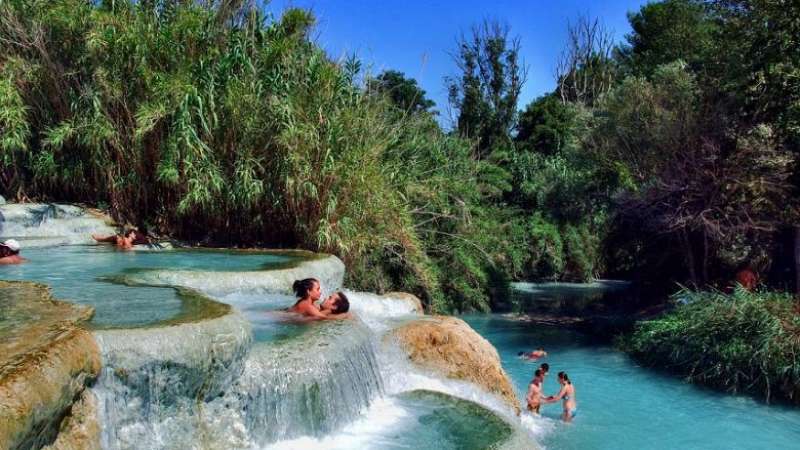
xmin=2 ymin=0 xmax=797 ymax=314
xmin=713 ymin=0 xmax=800 ymax=149
xmin=0 ymin=0 xmax=443 ymax=307
xmin=623 ymin=288 xmax=800 ymax=403
xmin=515 ymin=94 xmax=578 ymax=155
xmin=447 ymin=19 xmax=524 ymax=161
xmin=591 ymin=61 xmax=795 ymax=284
xmin=620 ymin=0 xmax=717 ymax=76
xmin=368 ymin=70 xmax=436 ymax=115
xmin=589 ymin=61 xmax=700 ymax=187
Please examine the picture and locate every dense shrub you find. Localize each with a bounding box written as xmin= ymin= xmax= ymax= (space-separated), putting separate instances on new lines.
xmin=623 ymin=288 xmax=800 ymax=403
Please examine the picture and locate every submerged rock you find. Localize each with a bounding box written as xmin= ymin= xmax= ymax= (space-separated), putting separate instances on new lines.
xmin=0 ymin=281 xmax=101 ymax=450
xmin=389 ymin=316 xmax=521 ymax=414
xmin=394 ymin=390 xmax=536 ymax=450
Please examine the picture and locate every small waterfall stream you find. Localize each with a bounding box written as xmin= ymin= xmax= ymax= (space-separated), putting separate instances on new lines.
xmin=88 ymin=267 xmax=399 ymax=449
xmin=0 ymin=204 xmax=534 ymax=450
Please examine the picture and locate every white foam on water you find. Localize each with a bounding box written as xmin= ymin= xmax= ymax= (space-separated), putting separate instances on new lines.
xmin=85 ymin=251 xmax=544 ymax=448
xmin=376 ymin=337 xmax=553 ymax=445
xmin=0 ymin=203 xmax=116 ymax=245
xmin=340 ymin=290 xmax=420 ymax=332
xmin=261 ymin=397 xmax=409 ymax=450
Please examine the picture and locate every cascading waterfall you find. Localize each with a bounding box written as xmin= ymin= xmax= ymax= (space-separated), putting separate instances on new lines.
xmin=0 ymin=203 xmax=116 ymax=246
xmin=217 ymin=320 xmax=383 ymax=445
xmin=88 ymin=260 xmax=392 ymax=449
xmin=0 ymin=206 xmax=536 ymax=449
xmin=92 ymin=313 xmax=253 ymax=449
xmin=92 ymin=318 xmax=384 ymax=449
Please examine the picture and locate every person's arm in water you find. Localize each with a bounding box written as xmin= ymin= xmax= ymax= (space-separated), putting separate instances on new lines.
xmin=92 ymin=234 xmax=119 ymax=244
xmin=299 ymin=302 xmax=329 ymax=319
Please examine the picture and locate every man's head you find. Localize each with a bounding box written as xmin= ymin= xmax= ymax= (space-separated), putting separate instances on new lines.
xmin=539 ymin=363 xmax=549 ymax=375
xmin=0 ymin=239 xmax=21 ymax=257
xmin=321 ymin=291 xmax=350 ymax=314
xmin=534 ymin=368 xmax=544 ymax=382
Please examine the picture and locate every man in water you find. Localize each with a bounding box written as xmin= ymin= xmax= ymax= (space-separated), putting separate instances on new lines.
xmin=318 ymin=291 xmax=351 ymax=317
xmin=526 ymin=368 xmax=545 ymax=414
xmin=92 ymin=229 xmax=148 ymax=250
xmin=539 ymin=363 xmax=549 ymax=377
xmin=518 ymin=347 xmax=548 ymax=360
xmin=0 ymin=239 xmax=25 ymax=264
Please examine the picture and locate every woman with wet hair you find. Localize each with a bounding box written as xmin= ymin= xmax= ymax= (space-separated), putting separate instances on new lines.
xmin=287 ymin=279 xmax=349 ymax=320
xmin=544 ymin=371 xmax=577 ymax=422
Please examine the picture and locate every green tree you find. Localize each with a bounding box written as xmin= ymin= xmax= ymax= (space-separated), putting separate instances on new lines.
xmin=515 ymin=93 xmax=579 ymax=155
xmin=620 ymin=0 xmax=717 ymax=77
xmin=446 ymin=19 xmax=526 ymax=160
xmin=593 ymin=63 xmax=795 ymax=284
xmin=368 ymin=70 xmax=436 ymax=115
xmin=713 ymin=0 xmax=800 ymax=149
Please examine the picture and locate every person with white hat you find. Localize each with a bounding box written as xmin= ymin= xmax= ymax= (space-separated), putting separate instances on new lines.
xmin=0 ymin=239 xmax=25 ymax=264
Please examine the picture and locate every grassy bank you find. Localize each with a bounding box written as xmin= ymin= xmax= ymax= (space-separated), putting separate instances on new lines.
xmin=622 ymin=288 xmax=800 ymax=403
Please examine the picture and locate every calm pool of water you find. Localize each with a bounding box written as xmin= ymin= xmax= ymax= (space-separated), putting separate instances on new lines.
xmin=0 ymin=246 xmax=293 ymax=328
xmin=463 ymin=315 xmax=800 ymax=450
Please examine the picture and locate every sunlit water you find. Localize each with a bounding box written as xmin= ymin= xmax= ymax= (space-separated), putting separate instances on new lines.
xmin=0 ymin=246 xmax=293 ymax=327
xmin=1 ymin=243 xmax=526 ymax=448
xmin=464 ymin=314 xmax=800 ymax=450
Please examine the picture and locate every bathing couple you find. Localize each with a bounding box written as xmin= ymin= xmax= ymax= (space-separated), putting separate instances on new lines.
xmin=526 ymin=363 xmax=577 ymax=422
xmin=287 ymin=278 xmax=351 ymax=320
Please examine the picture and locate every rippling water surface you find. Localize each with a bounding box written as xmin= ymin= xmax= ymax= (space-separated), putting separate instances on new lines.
xmin=464 ymin=314 xmax=800 ymax=450
xmin=0 ymin=246 xmax=293 ymax=327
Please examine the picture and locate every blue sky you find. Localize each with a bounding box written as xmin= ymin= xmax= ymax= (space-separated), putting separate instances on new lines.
xmin=266 ymin=0 xmax=650 ymax=125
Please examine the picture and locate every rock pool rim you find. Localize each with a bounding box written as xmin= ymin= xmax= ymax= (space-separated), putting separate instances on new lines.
xmin=0 ymin=247 xmax=338 ymax=331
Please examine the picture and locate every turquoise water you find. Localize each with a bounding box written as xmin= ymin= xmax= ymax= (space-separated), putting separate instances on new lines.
xmin=388 ymin=390 xmax=513 ymax=449
xmin=0 ymin=246 xmax=293 ymax=327
xmin=464 ymin=315 xmax=800 ymax=450
xmin=265 ymin=390 xmax=518 ymax=450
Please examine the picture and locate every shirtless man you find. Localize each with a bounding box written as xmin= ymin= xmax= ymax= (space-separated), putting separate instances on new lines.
xmin=92 ymin=229 xmax=147 ymax=250
xmin=0 ymin=239 xmax=25 ymax=264
xmin=525 ymin=369 xmax=545 ymax=413
xmin=318 ymin=291 xmax=351 ymax=317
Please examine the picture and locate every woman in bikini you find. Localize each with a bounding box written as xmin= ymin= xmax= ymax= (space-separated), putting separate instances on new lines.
xmin=544 ymin=371 xmax=577 ymax=422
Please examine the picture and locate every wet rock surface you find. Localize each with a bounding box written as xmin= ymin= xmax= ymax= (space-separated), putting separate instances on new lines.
xmin=42 ymin=390 xmax=101 ymax=450
xmin=389 ymin=315 xmax=521 ymax=414
xmin=0 ymin=281 xmax=101 ymax=450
